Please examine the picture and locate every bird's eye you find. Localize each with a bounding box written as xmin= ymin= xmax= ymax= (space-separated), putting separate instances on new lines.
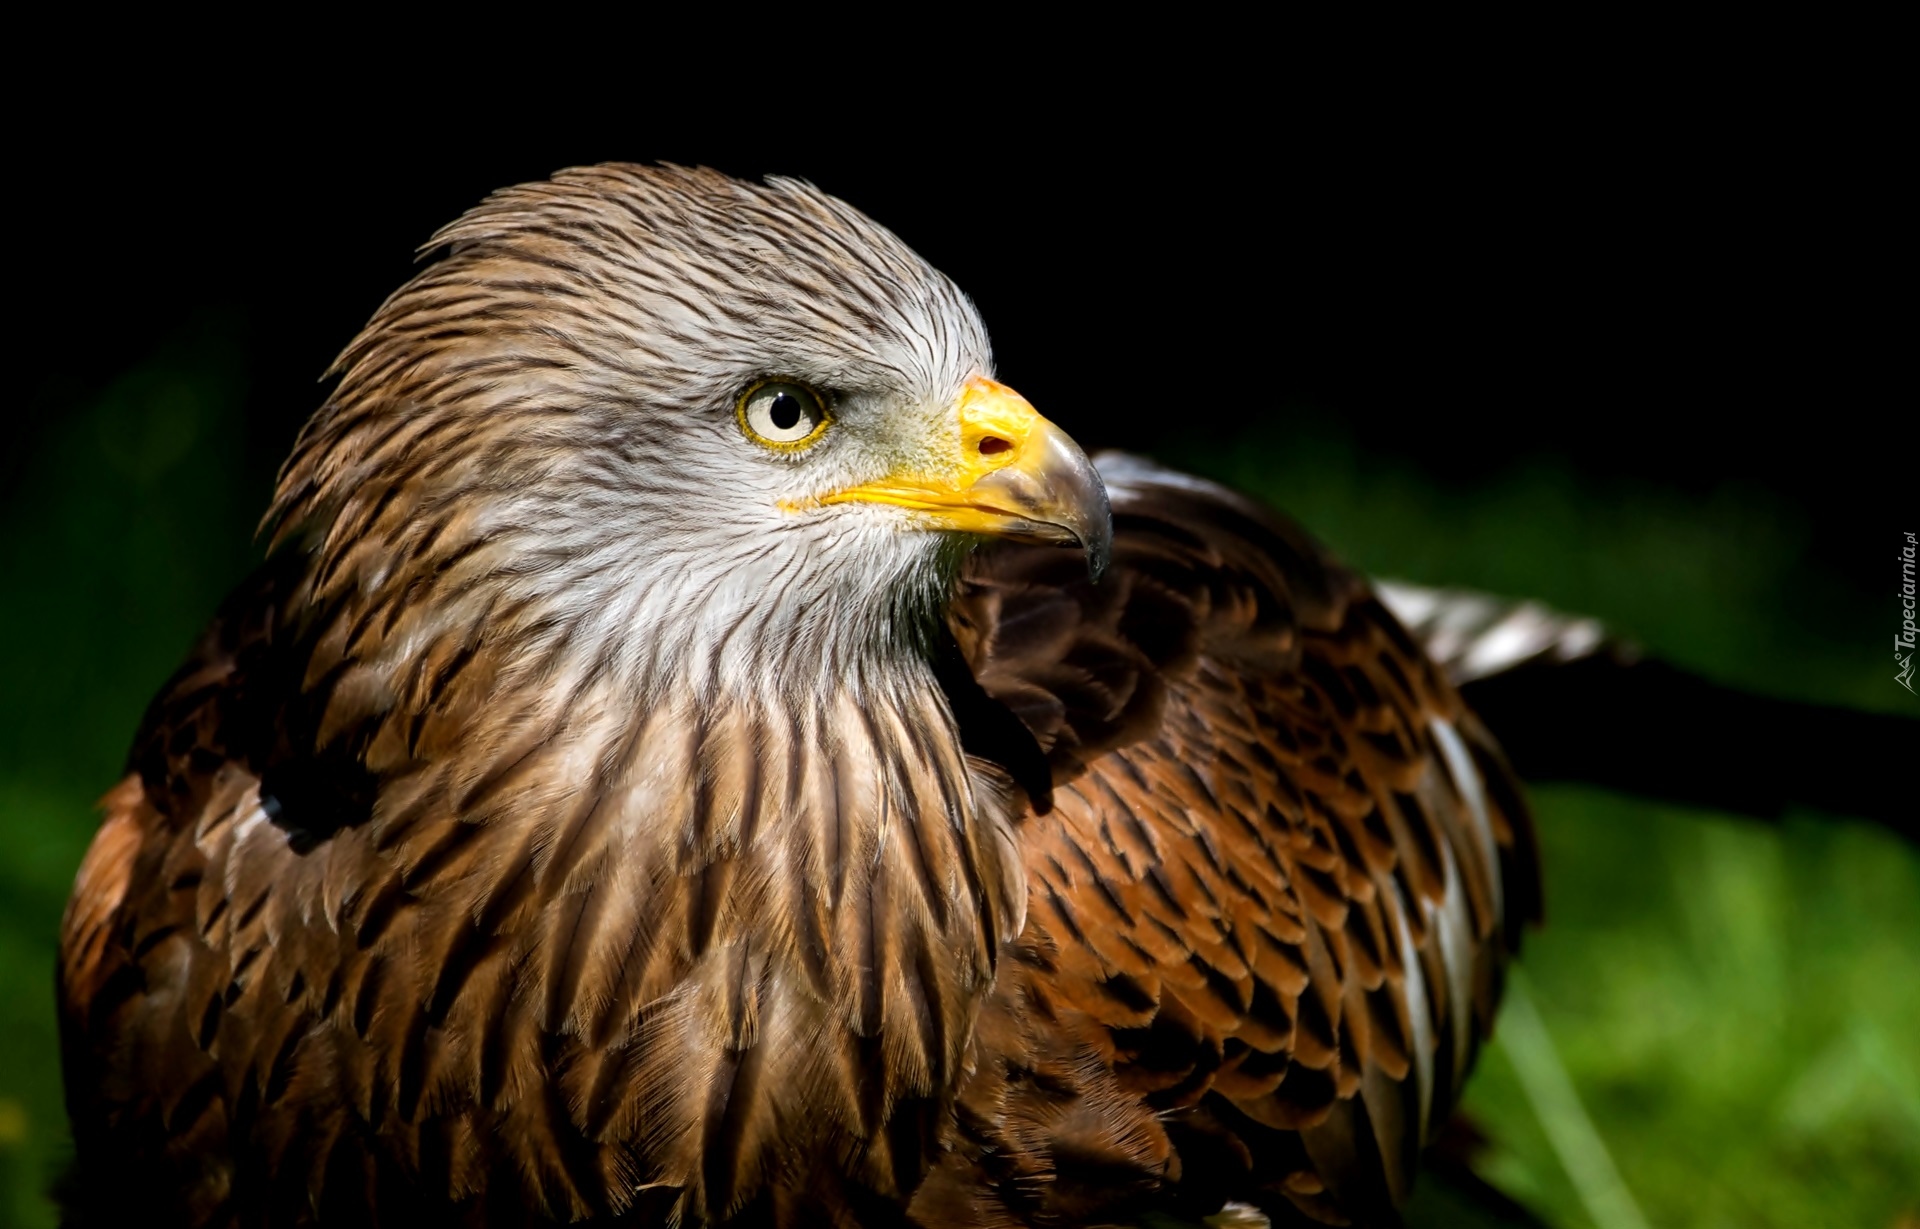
xmin=738 ymin=380 xmax=831 ymax=450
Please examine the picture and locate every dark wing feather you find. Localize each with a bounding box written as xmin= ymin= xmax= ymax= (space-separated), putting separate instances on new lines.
xmin=920 ymin=455 xmax=1539 ymax=1227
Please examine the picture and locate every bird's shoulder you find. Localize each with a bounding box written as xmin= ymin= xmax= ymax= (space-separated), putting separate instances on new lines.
xmin=57 ymin=555 xmax=308 ymax=1220
xmin=64 ymin=549 xmax=303 ymax=1002
xmin=928 ymin=455 xmax=1540 ymax=1226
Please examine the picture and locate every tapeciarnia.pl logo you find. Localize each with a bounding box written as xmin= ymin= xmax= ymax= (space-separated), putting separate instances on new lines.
xmin=1899 ymin=531 xmax=1917 ymax=693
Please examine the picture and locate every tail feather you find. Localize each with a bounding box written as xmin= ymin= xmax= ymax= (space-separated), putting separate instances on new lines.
xmin=1376 ymin=581 xmax=1916 ymax=835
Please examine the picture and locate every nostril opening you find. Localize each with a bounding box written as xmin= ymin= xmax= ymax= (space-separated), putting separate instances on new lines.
xmin=979 ymin=436 xmax=1013 ymax=456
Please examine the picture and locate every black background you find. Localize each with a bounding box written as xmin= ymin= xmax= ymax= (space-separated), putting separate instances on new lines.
xmin=8 ymin=47 xmax=1895 ymax=611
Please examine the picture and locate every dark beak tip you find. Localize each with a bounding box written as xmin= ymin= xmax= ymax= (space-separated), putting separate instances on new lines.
xmin=1086 ymin=540 xmax=1111 ymax=582
xmin=1081 ymin=513 xmax=1113 ymax=583
xmin=1082 ymin=484 xmax=1114 ymax=583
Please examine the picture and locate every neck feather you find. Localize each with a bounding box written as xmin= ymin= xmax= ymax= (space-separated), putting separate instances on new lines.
xmin=270 ymin=477 xmax=1026 ymax=1215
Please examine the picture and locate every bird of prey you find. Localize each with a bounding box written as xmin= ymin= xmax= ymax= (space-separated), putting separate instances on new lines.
xmin=57 ymin=165 xmax=1538 ymax=1228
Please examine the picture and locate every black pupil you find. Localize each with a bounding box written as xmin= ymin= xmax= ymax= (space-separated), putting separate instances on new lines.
xmin=769 ymin=392 xmax=803 ymax=432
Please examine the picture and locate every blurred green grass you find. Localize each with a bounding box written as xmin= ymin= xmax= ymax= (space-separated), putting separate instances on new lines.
xmin=0 ymin=328 xmax=1913 ymax=1228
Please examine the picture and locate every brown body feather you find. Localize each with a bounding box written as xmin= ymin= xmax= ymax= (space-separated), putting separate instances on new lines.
xmin=63 ymin=554 xmax=1017 ymax=1227
xmin=61 ymin=460 xmax=1533 ymax=1227
xmin=916 ymin=460 xmax=1537 ymax=1227
xmin=57 ymin=166 xmax=1536 ymax=1228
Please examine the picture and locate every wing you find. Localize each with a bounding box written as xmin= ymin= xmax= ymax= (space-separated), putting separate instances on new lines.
xmin=915 ymin=455 xmax=1540 ymax=1228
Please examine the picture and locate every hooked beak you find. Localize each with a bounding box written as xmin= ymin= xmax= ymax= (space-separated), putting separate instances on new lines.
xmin=815 ymin=375 xmax=1112 ymax=579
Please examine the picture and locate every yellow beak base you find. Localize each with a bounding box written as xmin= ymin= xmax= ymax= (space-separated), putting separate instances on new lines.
xmin=818 ymin=376 xmax=1111 ymax=577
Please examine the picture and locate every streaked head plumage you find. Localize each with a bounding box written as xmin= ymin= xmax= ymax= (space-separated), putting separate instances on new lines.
xmin=268 ymin=164 xmax=1104 ymax=702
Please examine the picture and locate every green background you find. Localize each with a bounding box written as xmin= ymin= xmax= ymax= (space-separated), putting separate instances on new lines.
xmin=0 ymin=322 xmax=1913 ymax=1229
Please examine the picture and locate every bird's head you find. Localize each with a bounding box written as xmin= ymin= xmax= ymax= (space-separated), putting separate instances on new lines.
xmin=270 ymin=164 xmax=1109 ymax=702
